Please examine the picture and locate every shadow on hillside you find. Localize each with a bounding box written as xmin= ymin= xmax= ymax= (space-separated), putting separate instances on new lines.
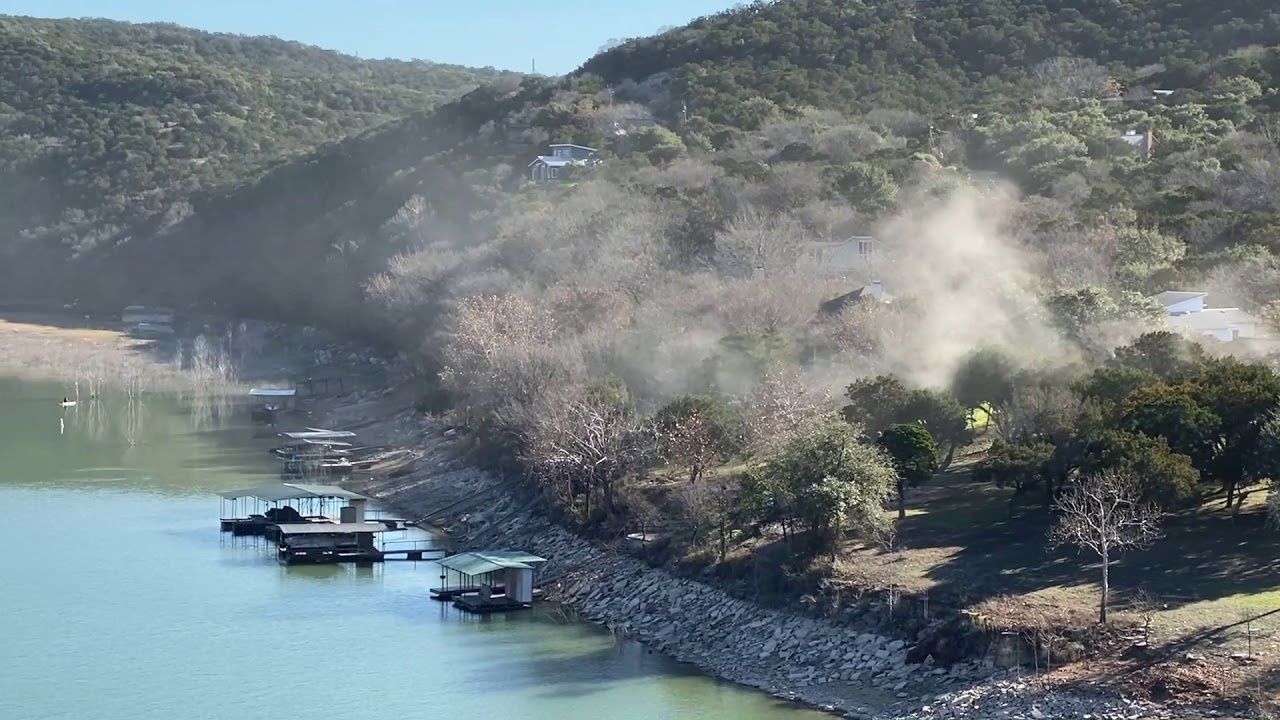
xmin=898 ymin=480 xmax=1280 ymax=612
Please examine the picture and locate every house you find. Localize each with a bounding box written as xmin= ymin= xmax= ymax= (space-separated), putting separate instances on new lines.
xmin=1152 ymin=291 xmax=1207 ymax=316
xmin=819 ymin=281 xmax=892 ymax=315
xmin=802 ymin=235 xmax=873 ymax=272
xmin=528 ymin=143 xmax=599 ymax=182
xmin=1168 ymin=308 xmax=1265 ymax=343
xmin=1151 ymin=290 xmax=1267 ymax=343
xmin=1120 ymin=129 xmax=1156 ymax=159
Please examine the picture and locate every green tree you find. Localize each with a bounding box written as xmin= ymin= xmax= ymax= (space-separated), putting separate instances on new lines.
xmin=878 ymin=423 xmax=939 ymax=519
xmin=830 ymin=162 xmax=898 ymax=215
xmin=1112 ymin=331 xmax=1206 ymax=379
xmin=1113 ymin=227 xmax=1186 ymax=289
xmin=630 ymin=125 xmax=686 ymax=163
xmin=974 ymin=439 xmax=1054 ymax=497
xmin=843 ymin=375 xmax=912 ymax=434
xmin=951 ymin=347 xmax=1016 ymax=413
xmin=741 ymin=420 xmax=894 ymax=556
xmin=1118 ymin=382 xmax=1218 ymax=469
xmin=1191 ymin=359 xmax=1280 ymax=507
xmin=1079 ymin=430 xmax=1200 ymax=508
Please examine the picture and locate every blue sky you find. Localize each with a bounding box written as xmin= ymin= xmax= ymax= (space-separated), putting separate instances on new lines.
xmin=0 ymin=0 xmax=742 ymax=73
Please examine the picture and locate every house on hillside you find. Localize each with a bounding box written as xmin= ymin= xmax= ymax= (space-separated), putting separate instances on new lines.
xmin=819 ymin=281 xmax=892 ymax=315
xmin=1120 ymin=129 xmax=1156 ymax=159
xmin=529 ymin=143 xmax=599 ymax=182
xmin=1151 ymin=290 xmax=1269 ymax=343
xmin=802 ymin=235 xmax=873 ymax=273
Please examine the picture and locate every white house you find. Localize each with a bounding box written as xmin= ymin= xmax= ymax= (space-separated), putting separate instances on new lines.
xmin=802 ymin=235 xmax=873 ymax=272
xmin=1168 ymin=308 xmax=1264 ymax=343
xmin=528 ymin=144 xmax=598 ymax=182
xmin=1151 ymin=290 xmax=1267 ymax=343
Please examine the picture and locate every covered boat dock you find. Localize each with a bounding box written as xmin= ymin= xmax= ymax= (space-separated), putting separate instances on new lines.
xmin=218 ymin=482 xmax=371 ymax=537
xmin=249 ymin=387 xmax=296 ymax=422
xmin=433 ymin=551 xmax=547 ymax=613
xmin=275 ymin=522 xmax=390 ymax=564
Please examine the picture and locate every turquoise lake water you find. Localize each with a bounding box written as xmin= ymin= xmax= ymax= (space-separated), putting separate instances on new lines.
xmin=0 ymin=377 xmax=827 ymax=720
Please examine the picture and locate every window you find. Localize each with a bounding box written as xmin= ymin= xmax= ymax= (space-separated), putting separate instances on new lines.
xmin=857 ymin=237 xmax=873 ymax=257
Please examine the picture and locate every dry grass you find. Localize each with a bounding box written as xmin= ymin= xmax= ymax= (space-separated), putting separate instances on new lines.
xmin=826 ymin=467 xmax=1280 ymax=677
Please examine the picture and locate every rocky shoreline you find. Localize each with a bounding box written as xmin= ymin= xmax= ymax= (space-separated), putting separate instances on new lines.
xmin=328 ymin=401 xmax=1240 ymax=720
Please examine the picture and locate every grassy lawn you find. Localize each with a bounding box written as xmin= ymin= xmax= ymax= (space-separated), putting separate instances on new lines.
xmin=832 ymin=469 xmax=1280 ymax=662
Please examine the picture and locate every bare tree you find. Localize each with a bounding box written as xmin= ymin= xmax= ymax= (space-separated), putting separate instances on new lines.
xmin=1033 ymin=56 xmax=1113 ymax=100
xmin=524 ymin=391 xmax=656 ymax=517
xmin=713 ymin=207 xmax=810 ymax=276
xmin=1050 ymin=472 xmax=1163 ymax=624
xmin=678 ymin=478 xmax=740 ymax=561
xmin=742 ymin=364 xmax=830 ymax=455
xmin=661 ymin=409 xmax=719 ymax=484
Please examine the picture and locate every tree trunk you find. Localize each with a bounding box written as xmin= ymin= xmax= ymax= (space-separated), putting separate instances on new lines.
xmin=940 ymin=442 xmax=957 ymax=471
xmin=897 ymin=478 xmax=906 ymax=520
xmin=718 ymin=518 xmax=727 ymax=562
xmin=1099 ymin=550 xmax=1110 ymax=625
xmin=1225 ymin=479 xmax=1236 ymax=509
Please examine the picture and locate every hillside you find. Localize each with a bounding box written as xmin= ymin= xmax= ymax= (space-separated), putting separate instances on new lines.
xmin=0 ymin=15 xmax=519 ymax=279
xmin=11 ymin=1 xmax=1279 ymax=710
xmin=584 ymin=0 xmax=1280 ymax=126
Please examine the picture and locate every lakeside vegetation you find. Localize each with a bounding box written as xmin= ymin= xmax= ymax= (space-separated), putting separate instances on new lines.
xmin=5 ymin=0 xmax=1278 ymax=709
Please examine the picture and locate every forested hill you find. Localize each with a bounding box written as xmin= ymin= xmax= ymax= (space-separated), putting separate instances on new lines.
xmin=15 ymin=0 xmax=1280 ymax=339
xmin=0 ymin=15 xmax=519 ymax=262
xmin=583 ymin=0 xmax=1280 ymax=126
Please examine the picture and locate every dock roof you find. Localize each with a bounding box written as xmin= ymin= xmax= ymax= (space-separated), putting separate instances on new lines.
xmin=279 ymin=430 xmax=357 ymax=440
xmin=217 ymin=482 xmax=367 ymax=502
xmin=250 ymin=388 xmax=296 ymax=397
xmin=439 ymin=550 xmax=547 ymax=576
xmin=277 ymin=438 xmax=354 ymax=448
xmin=274 ymin=522 xmax=391 ymax=535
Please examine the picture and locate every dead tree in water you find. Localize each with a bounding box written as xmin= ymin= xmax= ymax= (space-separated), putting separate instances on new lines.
xmin=1050 ymin=472 xmax=1162 ymax=624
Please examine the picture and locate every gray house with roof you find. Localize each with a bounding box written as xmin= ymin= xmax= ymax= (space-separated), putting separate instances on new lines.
xmin=529 ymin=143 xmax=598 ymax=181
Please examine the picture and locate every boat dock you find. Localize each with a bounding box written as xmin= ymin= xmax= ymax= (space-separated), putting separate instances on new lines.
xmin=215 ymin=420 xmax=546 ymax=617
xmin=434 ymin=551 xmax=547 ymax=613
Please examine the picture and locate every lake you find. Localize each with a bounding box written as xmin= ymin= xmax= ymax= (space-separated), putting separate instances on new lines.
xmin=0 ymin=377 xmax=827 ymax=720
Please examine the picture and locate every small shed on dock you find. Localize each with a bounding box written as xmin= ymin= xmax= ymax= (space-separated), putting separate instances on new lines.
xmin=437 ymin=551 xmax=547 ymax=604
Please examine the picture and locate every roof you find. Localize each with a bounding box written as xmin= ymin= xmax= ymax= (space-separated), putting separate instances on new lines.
xmin=217 ymin=482 xmax=367 ymax=502
xmin=549 ymin=143 xmax=597 ymax=151
xmin=279 ymin=430 xmax=356 ymax=441
xmin=528 ymin=156 xmax=574 ymax=168
xmin=250 ymin=388 xmax=296 ymax=398
xmin=1152 ymin=291 xmax=1207 ymax=307
xmin=277 ymin=438 xmax=353 ymax=448
xmin=1169 ymin=308 xmax=1259 ymax=330
xmin=438 ymin=550 xmax=547 ymax=576
xmin=274 ymin=522 xmax=391 ymax=535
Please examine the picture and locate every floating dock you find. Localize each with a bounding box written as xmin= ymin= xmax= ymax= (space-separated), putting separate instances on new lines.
xmin=436 ymin=551 xmax=547 ymax=613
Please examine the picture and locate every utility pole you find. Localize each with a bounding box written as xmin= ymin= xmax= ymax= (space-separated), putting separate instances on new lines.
xmin=531 ymin=58 xmax=536 ymax=75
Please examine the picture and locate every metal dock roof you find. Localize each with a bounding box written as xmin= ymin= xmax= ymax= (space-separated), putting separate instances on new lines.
xmin=438 ymin=551 xmax=547 ymax=576
xmin=217 ymin=483 xmax=367 ymax=502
